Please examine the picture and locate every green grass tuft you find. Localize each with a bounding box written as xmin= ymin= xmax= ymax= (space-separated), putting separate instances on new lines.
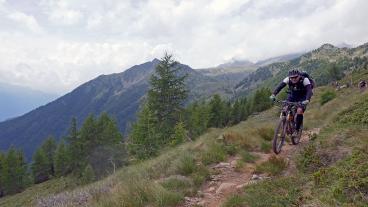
xmin=296 ymin=143 xmax=323 ymax=173
xmin=239 ymin=150 xmax=257 ymax=163
xmin=222 ymin=194 xmax=245 ymax=207
xmin=201 ymin=142 xmax=226 ymax=165
xmin=256 ymin=156 xmax=287 ymax=176
xmin=260 ymin=141 xmax=272 ymax=153
xmin=175 ymin=153 xmax=196 ymax=176
xmin=256 ymin=127 xmax=274 ymax=141
xmin=320 ymin=90 xmax=337 ymax=105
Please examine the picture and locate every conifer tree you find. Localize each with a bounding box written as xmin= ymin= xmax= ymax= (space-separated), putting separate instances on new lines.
xmin=54 ymin=140 xmax=71 ymax=177
xmin=40 ymin=136 xmax=57 ymax=176
xmin=97 ymin=113 xmax=122 ymax=145
xmin=231 ymin=100 xmax=242 ymax=124
xmin=128 ymin=105 xmax=159 ymax=159
xmin=129 ymin=54 xmax=188 ymax=159
xmin=80 ymin=164 xmax=95 ymax=184
xmin=185 ymin=101 xmax=210 ymax=137
xmin=240 ymin=97 xmax=251 ymax=121
xmin=31 ymin=148 xmax=49 ymax=183
xmin=251 ymin=88 xmax=272 ymax=112
xmin=0 ymin=152 xmax=5 ymax=197
xmin=208 ymin=94 xmax=226 ymax=128
xmin=66 ymin=117 xmax=82 ymax=173
xmin=2 ymin=147 xmax=29 ymax=195
xmin=147 ymin=53 xmax=188 ymax=143
xmin=171 ymin=121 xmax=187 ymax=145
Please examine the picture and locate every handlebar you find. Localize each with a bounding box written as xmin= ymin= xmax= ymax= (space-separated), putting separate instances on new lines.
xmin=273 ymin=100 xmax=303 ymax=107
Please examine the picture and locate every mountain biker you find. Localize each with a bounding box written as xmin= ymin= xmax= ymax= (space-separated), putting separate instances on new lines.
xmin=269 ymin=69 xmax=313 ymax=136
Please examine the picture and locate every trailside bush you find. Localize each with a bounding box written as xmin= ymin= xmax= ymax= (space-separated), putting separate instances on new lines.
xmin=255 ymin=156 xmax=287 ymax=176
xmin=320 ymin=90 xmax=336 ymax=105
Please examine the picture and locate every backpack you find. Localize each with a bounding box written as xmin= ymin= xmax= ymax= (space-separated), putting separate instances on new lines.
xmin=300 ymin=71 xmax=315 ymax=89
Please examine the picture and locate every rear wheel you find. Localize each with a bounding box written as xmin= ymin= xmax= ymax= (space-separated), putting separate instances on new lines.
xmin=273 ymin=118 xmax=286 ymax=154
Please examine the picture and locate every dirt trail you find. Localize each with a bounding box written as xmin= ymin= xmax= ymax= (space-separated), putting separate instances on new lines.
xmin=179 ymin=128 xmax=320 ymax=207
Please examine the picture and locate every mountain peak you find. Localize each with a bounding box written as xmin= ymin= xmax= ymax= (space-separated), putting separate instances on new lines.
xmin=152 ymin=58 xmax=161 ymax=64
xmin=320 ymin=43 xmax=337 ymax=50
xmin=217 ymin=59 xmax=254 ymax=68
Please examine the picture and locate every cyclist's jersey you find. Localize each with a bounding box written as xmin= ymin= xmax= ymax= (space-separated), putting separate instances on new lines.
xmin=273 ymin=76 xmax=312 ymax=102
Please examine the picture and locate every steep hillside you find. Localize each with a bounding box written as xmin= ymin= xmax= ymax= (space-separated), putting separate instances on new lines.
xmin=0 ymin=59 xmax=233 ymax=160
xmin=3 ymin=68 xmax=368 ymax=207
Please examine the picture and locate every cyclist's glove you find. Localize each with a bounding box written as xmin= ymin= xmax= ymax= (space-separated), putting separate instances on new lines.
xmin=269 ymin=94 xmax=276 ymax=101
xmin=302 ymin=100 xmax=309 ymax=105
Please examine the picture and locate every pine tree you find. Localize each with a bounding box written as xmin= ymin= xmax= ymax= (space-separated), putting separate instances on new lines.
xmin=65 ymin=117 xmax=83 ymax=173
xmin=128 ymin=105 xmax=159 ymax=159
xmin=80 ymin=164 xmax=95 ymax=184
xmin=79 ymin=115 xmax=98 ymax=156
xmin=128 ymin=54 xmax=188 ymax=159
xmin=251 ymin=88 xmax=272 ymax=112
xmin=0 ymin=152 xmax=5 ymax=197
xmin=230 ymin=100 xmax=242 ymax=125
xmin=40 ymin=136 xmax=57 ymax=176
xmin=147 ymin=53 xmax=188 ymax=144
xmin=54 ymin=140 xmax=71 ymax=177
xmin=185 ymin=101 xmax=210 ymax=138
xmin=97 ymin=113 xmax=122 ymax=145
xmin=208 ymin=94 xmax=226 ymax=128
xmin=171 ymin=121 xmax=187 ymax=145
xmin=31 ymin=148 xmax=49 ymax=183
xmin=240 ymin=97 xmax=251 ymax=121
xmin=2 ymin=147 xmax=29 ymax=195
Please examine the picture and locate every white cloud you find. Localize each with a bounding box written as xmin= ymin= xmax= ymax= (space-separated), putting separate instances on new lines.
xmin=0 ymin=0 xmax=368 ymax=94
xmin=7 ymin=11 xmax=43 ymax=33
xmin=40 ymin=0 xmax=84 ymax=26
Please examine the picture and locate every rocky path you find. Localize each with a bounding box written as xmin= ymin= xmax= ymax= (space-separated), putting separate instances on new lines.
xmin=179 ymin=128 xmax=320 ymax=207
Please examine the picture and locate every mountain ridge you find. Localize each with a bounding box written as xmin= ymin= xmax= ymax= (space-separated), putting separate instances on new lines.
xmin=0 ymin=58 xmax=235 ymax=160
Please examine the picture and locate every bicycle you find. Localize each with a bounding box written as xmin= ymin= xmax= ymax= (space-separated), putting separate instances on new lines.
xmin=272 ymin=100 xmax=303 ymax=154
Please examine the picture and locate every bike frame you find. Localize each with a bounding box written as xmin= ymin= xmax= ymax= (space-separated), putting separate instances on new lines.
xmin=272 ymin=100 xmax=303 ymax=154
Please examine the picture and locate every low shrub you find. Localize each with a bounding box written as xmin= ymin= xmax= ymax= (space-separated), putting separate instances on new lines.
xmin=160 ymin=176 xmax=194 ymax=196
xmin=256 ymin=156 xmax=287 ymax=176
xmin=296 ymin=143 xmax=323 ymax=173
xmin=260 ymin=141 xmax=272 ymax=153
xmin=190 ymin=165 xmax=210 ymax=187
xmin=201 ymin=142 xmax=226 ymax=165
xmin=320 ymin=90 xmax=336 ymax=105
xmin=256 ymin=127 xmax=274 ymax=141
xmin=234 ymin=160 xmax=245 ymax=172
xmin=239 ymin=150 xmax=257 ymax=163
xmin=175 ymin=153 xmax=196 ymax=176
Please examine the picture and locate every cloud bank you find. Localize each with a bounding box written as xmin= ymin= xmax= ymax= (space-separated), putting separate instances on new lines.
xmin=0 ymin=0 xmax=367 ymax=94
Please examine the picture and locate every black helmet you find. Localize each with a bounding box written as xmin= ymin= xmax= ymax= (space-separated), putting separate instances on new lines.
xmin=288 ymin=69 xmax=300 ymax=77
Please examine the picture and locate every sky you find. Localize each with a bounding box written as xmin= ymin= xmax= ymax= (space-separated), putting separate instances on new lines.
xmin=0 ymin=0 xmax=367 ymax=94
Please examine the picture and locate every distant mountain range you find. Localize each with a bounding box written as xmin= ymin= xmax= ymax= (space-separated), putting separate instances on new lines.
xmin=0 ymin=83 xmax=57 ymax=121
xmin=1 ymin=42 xmax=367 ymax=160
xmin=0 ymin=59 xmax=241 ymax=160
xmin=235 ymin=43 xmax=368 ymax=96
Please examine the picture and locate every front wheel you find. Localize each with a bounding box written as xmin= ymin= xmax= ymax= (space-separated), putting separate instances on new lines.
xmin=291 ymin=126 xmax=302 ymax=145
xmin=273 ymin=118 xmax=286 ymax=154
